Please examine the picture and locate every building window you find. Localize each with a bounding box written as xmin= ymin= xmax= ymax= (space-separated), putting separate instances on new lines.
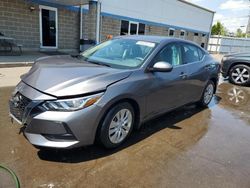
xmin=120 ymin=20 xmax=129 ymax=35
xmin=194 ymin=33 xmax=199 ymax=36
xmin=138 ymin=23 xmax=145 ymax=35
xmin=202 ymin=34 xmax=206 ymax=37
xmin=169 ymin=29 xmax=175 ymax=37
xmin=120 ymin=20 xmax=145 ymax=35
xmin=130 ymin=22 xmax=138 ymax=35
xmin=180 ymin=30 xmax=185 ymax=38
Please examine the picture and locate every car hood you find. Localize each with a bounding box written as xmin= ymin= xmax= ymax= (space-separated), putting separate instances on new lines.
xmin=21 ymin=55 xmax=132 ymax=97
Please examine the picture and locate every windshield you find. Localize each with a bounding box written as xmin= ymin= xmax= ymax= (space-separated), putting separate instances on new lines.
xmin=80 ymin=38 xmax=156 ymax=69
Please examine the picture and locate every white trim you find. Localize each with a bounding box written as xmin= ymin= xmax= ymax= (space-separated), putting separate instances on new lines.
xmin=39 ymin=5 xmax=58 ymax=49
xmin=80 ymin=5 xmax=83 ymax=39
xmin=96 ymin=0 xmax=101 ymax=44
xmin=128 ymin=21 xmax=139 ymax=35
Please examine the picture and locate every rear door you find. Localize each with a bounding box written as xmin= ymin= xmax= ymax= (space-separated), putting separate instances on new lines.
xmin=180 ymin=43 xmax=210 ymax=102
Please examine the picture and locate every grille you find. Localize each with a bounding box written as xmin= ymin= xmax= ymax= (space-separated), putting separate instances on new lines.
xmin=9 ymin=93 xmax=31 ymax=122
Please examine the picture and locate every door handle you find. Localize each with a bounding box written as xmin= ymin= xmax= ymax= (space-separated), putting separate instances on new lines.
xmin=179 ymin=72 xmax=188 ymax=79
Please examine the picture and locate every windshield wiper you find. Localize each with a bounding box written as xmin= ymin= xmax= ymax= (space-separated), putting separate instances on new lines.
xmin=86 ymin=60 xmax=111 ymax=67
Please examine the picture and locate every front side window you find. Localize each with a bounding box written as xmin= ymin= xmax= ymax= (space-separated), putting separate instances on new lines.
xmin=154 ymin=43 xmax=182 ymax=66
xmin=182 ymin=43 xmax=200 ymax=64
xmin=81 ymin=39 xmax=156 ymax=69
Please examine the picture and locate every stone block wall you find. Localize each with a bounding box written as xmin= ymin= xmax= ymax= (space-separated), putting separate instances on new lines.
xmin=0 ymin=0 xmax=80 ymax=51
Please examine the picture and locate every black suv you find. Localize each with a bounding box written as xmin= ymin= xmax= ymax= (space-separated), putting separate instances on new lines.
xmin=221 ymin=53 xmax=250 ymax=86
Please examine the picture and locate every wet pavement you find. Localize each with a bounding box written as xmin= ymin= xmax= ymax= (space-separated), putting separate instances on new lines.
xmin=0 ymin=80 xmax=250 ymax=188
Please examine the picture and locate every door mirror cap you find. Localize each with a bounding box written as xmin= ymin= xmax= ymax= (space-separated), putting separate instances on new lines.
xmin=149 ymin=61 xmax=173 ymax=72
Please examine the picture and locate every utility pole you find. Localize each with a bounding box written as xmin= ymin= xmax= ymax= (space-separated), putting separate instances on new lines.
xmin=246 ymin=15 xmax=250 ymax=38
xmin=247 ymin=0 xmax=250 ymax=38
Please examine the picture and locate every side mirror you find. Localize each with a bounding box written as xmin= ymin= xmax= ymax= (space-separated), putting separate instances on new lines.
xmin=149 ymin=61 xmax=173 ymax=72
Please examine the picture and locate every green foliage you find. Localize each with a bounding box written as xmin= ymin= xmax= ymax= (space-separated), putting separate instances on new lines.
xmin=236 ymin=28 xmax=249 ymax=38
xmin=211 ymin=22 xmax=226 ymax=36
xmin=236 ymin=28 xmax=243 ymax=37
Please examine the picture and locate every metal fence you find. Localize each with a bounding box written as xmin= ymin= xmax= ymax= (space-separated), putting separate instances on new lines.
xmin=208 ymin=35 xmax=250 ymax=54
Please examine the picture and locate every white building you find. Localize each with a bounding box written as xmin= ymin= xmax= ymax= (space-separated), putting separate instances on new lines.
xmin=0 ymin=0 xmax=215 ymax=51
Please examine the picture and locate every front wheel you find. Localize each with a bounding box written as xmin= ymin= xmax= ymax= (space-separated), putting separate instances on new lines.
xmin=197 ymin=81 xmax=215 ymax=107
xmin=98 ymin=102 xmax=135 ymax=148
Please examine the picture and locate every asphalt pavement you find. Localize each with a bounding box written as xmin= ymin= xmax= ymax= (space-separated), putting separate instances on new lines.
xmin=0 ymin=80 xmax=250 ymax=187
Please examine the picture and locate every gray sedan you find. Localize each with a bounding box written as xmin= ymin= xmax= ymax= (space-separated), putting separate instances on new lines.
xmin=9 ymin=36 xmax=220 ymax=149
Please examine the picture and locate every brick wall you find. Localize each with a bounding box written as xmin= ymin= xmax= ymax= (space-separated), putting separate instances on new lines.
xmin=145 ymin=25 xmax=168 ymax=36
xmin=0 ymin=0 xmax=80 ymax=51
xmin=100 ymin=16 xmax=121 ymax=41
xmin=0 ymin=0 xmax=40 ymax=50
xmin=99 ymin=16 xmax=207 ymax=47
xmin=0 ymin=0 xmax=208 ymax=50
xmin=58 ymin=9 xmax=80 ymax=50
xmin=81 ymin=1 xmax=97 ymax=41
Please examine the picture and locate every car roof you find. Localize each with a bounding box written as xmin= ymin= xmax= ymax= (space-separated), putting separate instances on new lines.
xmin=224 ymin=52 xmax=250 ymax=57
xmin=116 ymin=35 xmax=170 ymax=43
xmin=115 ymin=35 xmax=201 ymax=46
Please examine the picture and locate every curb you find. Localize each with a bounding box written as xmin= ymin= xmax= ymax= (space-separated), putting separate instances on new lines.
xmin=0 ymin=62 xmax=33 ymax=68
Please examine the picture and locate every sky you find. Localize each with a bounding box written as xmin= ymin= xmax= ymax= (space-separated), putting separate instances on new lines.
xmin=187 ymin=0 xmax=250 ymax=32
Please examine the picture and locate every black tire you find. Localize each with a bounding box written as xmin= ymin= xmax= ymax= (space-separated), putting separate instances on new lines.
xmin=197 ymin=80 xmax=215 ymax=107
xmin=229 ymin=64 xmax=250 ymax=86
xmin=98 ymin=102 xmax=135 ymax=149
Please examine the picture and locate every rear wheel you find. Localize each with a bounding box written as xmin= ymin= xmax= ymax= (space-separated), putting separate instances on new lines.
xmin=229 ymin=64 xmax=250 ymax=86
xmin=98 ymin=102 xmax=134 ymax=148
xmin=197 ymin=81 xmax=215 ymax=107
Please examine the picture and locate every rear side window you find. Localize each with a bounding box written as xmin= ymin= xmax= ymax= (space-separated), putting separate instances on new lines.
xmin=198 ymin=48 xmax=205 ymax=60
xmin=154 ymin=43 xmax=182 ymax=66
xmin=182 ymin=43 xmax=200 ymax=64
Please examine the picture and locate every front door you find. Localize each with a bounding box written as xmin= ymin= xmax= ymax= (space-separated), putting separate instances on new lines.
xmin=40 ymin=6 xmax=58 ymax=48
xmin=146 ymin=43 xmax=190 ymax=117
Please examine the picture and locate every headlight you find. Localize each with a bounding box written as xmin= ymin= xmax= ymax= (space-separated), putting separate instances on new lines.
xmin=42 ymin=93 xmax=103 ymax=111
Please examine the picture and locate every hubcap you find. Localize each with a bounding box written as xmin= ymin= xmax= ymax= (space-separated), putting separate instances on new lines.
xmin=204 ymin=84 xmax=214 ymax=104
xmin=231 ymin=68 xmax=250 ymax=84
xmin=108 ymin=109 xmax=132 ymax=144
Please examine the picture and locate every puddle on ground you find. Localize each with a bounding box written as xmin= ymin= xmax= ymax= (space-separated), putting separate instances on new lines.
xmin=0 ymin=82 xmax=250 ymax=188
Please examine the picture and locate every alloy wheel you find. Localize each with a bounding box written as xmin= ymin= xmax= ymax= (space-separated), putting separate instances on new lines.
xmin=204 ymin=84 xmax=214 ymax=104
xmin=108 ymin=109 xmax=132 ymax=144
xmin=231 ymin=67 xmax=250 ymax=84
